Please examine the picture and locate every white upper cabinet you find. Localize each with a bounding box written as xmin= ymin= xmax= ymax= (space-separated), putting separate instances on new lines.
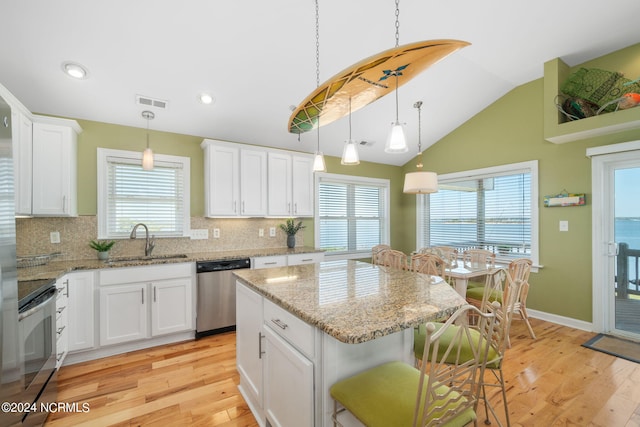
xmin=203 ymin=142 xmax=240 ymax=216
xmin=291 ymin=155 xmax=314 ymax=217
xmin=240 ymin=148 xmax=268 ymax=216
xmin=12 ymin=110 xmax=32 ymax=215
xmin=203 ymin=139 xmax=313 ymax=218
xmin=31 ymin=117 xmax=81 ymax=217
xmin=267 ymin=152 xmax=293 ymax=216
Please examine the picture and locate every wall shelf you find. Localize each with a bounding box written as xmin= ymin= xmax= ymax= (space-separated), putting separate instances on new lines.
xmin=543 ymin=57 xmax=640 ymax=144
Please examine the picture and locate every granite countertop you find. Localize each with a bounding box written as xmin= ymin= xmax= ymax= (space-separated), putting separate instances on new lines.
xmin=17 ymin=246 xmax=323 ymax=282
xmin=233 ymin=259 xmax=467 ymax=344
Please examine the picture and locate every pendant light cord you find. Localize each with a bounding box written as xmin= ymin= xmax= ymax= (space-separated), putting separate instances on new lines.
xmin=394 ymin=0 xmax=400 ymax=48
xmin=315 ymin=0 xmax=321 ymax=151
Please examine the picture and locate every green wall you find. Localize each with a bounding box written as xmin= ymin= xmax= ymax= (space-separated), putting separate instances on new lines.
xmin=73 ymin=42 xmax=640 ymax=323
xmin=401 ymin=43 xmax=640 ymax=322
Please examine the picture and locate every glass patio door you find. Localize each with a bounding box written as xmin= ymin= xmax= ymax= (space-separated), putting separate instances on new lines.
xmin=590 ymin=142 xmax=640 ymax=341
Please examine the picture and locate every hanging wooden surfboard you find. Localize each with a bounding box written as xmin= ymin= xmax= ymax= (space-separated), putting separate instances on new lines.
xmin=288 ymin=39 xmax=470 ymax=134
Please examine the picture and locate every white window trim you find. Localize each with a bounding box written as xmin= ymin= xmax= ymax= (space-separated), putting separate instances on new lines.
xmin=314 ymin=172 xmax=390 ymax=260
xmin=97 ymin=148 xmax=191 ymax=239
xmin=417 ymin=160 xmax=539 ymax=270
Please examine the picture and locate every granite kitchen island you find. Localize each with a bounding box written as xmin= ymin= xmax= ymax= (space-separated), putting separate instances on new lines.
xmin=233 ymin=259 xmax=467 ymax=427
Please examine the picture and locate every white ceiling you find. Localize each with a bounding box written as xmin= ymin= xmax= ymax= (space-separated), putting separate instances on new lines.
xmin=1 ymin=1 xmax=639 ymax=166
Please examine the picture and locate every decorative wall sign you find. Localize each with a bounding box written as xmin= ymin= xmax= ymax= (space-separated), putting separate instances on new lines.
xmin=288 ymin=39 xmax=470 ymax=134
xmin=544 ymin=191 xmax=586 ymax=207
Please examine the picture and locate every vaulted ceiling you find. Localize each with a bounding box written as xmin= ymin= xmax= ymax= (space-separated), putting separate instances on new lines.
xmin=1 ymin=0 xmax=639 ymax=165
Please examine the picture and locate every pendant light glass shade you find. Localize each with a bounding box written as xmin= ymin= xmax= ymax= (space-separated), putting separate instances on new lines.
xmin=403 ymin=100 xmax=438 ymax=194
xmin=385 ymin=121 xmax=408 ymax=153
xmin=141 ymin=110 xmax=155 ymax=170
xmin=142 ymin=147 xmax=154 ymax=170
xmin=313 ymin=151 xmax=326 ymax=172
xmin=403 ymin=171 xmax=437 ymax=193
xmin=341 ymin=140 xmax=360 ymax=165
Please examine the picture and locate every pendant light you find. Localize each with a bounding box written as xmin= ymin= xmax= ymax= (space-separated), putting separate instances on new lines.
xmin=384 ymin=0 xmax=408 ymax=154
xmin=341 ymin=97 xmax=360 ymax=165
xmin=311 ymin=0 xmax=326 ymax=172
xmin=141 ymin=110 xmax=154 ymax=170
xmin=403 ymin=101 xmax=438 ymax=193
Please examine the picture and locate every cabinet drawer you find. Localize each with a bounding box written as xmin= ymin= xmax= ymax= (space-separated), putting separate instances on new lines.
xmin=288 ymin=252 xmax=324 ymax=266
xmin=100 ymin=262 xmax=192 ymax=285
xmin=252 ymin=255 xmax=287 ymax=270
xmin=263 ymin=299 xmax=314 ymax=359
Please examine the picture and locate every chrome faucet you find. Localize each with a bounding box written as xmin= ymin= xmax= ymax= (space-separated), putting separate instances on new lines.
xmin=130 ymin=223 xmax=155 ymax=257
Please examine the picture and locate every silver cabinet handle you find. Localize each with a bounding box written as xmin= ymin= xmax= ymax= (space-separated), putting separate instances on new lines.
xmin=271 ymin=318 xmax=288 ymax=330
xmin=301 ymin=258 xmax=312 ymax=262
xmin=294 ymin=203 xmax=297 ymax=214
xmin=153 ymin=286 xmax=157 ymax=302
xmin=57 ymin=325 xmax=66 ymax=335
xmin=56 ymin=306 xmax=66 ymax=315
xmin=63 ymin=195 xmax=67 ymax=214
xmin=57 ymin=352 xmax=64 ymax=362
xmin=141 ymin=288 xmax=144 ymax=304
xmin=65 ymin=279 xmax=69 ymax=297
xmin=258 ymin=332 xmax=265 ymax=359
xmin=264 ymin=261 xmax=278 ymax=265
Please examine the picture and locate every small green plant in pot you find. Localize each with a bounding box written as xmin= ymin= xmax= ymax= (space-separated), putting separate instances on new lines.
xmin=89 ymin=240 xmax=116 ymax=261
xmin=279 ymin=219 xmax=305 ymax=249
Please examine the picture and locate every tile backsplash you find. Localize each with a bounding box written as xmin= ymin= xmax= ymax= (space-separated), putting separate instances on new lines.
xmin=16 ymin=216 xmax=304 ymax=260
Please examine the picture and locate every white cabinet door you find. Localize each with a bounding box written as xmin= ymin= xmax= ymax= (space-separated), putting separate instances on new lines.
xmin=264 ymin=326 xmax=314 ymax=427
xmin=151 ymin=278 xmax=193 ymax=336
xmin=268 ymin=152 xmax=293 ymax=216
xmin=236 ymin=281 xmax=264 ymax=414
xmin=240 ymin=148 xmax=268 ymax=216
xmin=100 ymin=284 xmax=148 ymax=346
xmin=291 ymin=155 xmax=314 ymax=217
xmin=12 ymin=110 xmax=32 ymax=215
xmin=204 ymin=142 xmax=240 ymax=216
xmin=67 ymin=271 xmax=96 ymax=352
xmin=32 ymin=121 xmax=77 ymax=216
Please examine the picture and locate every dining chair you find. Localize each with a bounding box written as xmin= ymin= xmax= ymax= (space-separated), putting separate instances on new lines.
xmin=379 ymin=249 xmax=408 ymax=270
xmin=508 ymin=258 xmax=535 ymax=339
xmin=371 ymin=244 xmax=391 ymax=265
xmin=463 ymin=249 xmax=496 ymax=289
xmin=331 ymin=304 xmax=498 ymax=427
xmin=416 ymin=272 xmax=524 ymax=427
xmin=424 ymin=246 xmax=459 ymax=269
xmin=410 ymin=253 xmax=446 ymax=277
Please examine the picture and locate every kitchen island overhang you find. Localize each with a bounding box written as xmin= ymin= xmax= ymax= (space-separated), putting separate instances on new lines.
xmin=233 ymin=260 xmax=467 ymax=427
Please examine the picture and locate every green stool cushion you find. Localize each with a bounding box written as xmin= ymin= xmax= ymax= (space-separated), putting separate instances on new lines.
xmin=465 ymin=286 xmax=503 ymax=303
xmin=465 ymin=279 xmax=485 ymax=289
xmin=330 ymin=361 xmax=476 ymax=427
xmin=414 ymin=323 xmax=500 ymax=369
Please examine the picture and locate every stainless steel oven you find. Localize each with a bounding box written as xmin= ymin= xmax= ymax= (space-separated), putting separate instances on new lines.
xmin=18 ymin=280 xmax=58 ymax=426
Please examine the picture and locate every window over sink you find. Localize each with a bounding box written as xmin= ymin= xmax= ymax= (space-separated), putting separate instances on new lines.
xmin=97 ymin=148 xmax=190 ymax=239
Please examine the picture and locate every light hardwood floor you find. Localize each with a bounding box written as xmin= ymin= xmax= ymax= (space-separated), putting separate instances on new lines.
xmin=46 ymin=318 xmax=640 ymax=427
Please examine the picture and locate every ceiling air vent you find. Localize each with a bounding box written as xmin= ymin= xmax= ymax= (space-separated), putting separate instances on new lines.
xmin=136 ymin=94 xmax=169 ymax=110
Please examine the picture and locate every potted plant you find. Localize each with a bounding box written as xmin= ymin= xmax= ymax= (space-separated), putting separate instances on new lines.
xmin=279 ymin=219 xmax=305 ymax=249
xmin=89 ymin=240 xmax=116 ymax=260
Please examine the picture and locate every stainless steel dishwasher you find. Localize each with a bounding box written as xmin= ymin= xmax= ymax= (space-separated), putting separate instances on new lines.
xmin=196 ymin=258 xmax=251 ymax=338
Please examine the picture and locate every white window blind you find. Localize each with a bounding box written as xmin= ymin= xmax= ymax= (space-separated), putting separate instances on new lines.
xmin=97 ymin=149 xmax=190 ymax=239
xmin=417 ymin=161 xmax=538 ymax=263
xmin=315 ymin=173 xmax=389 ymax=258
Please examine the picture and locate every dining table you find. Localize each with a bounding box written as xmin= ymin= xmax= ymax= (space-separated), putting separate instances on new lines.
xmin=447 ymin=263 xmax=492 ymax=296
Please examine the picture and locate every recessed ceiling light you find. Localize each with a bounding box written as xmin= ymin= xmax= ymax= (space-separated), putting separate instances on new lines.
xmin=199 ymin=93 xmax=214 ymax=105
xmin=61 ymin=61 xmax=89 ymax=80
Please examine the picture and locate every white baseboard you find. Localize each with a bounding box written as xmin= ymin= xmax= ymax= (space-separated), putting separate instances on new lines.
xmin=527 ymin=308 xmax=594 ymax=332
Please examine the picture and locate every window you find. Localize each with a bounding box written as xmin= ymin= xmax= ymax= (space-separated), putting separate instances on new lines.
xmin=97 ymin=148 xmax=190 ymax=239
xmin=417 ymin=161 xmax=538 ymax=265
xmin=315 ymin=173 xmax=390 ymax=259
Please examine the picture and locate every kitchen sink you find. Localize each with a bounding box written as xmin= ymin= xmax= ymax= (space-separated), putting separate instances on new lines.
xmin=105 ymin=254 xmax=189 ymax=264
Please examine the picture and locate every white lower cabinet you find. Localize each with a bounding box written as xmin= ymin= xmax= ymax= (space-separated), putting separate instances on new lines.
xmin=66 ymin=271 xmax=95 ymax=352
xmin=55 ymin=277 xmax=69 ymax=368
xmin=99 ymin=264 xmax=194 ymax=347
xmin=236 ymin=281 xmax=317 ymax=427
xmin=100 ymin=283 xmax=148 ymax=346
xmin=251 ymin=252 xmax=324 ymax=270
xmin=263 ymin=326 xmax=314 ymax=427
xmin=236 ymin=281 xmax=265 ymax=421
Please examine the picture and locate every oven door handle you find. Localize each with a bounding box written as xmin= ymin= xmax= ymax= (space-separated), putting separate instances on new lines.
xmin=18 ymin=291 xmax=56 ymax=321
